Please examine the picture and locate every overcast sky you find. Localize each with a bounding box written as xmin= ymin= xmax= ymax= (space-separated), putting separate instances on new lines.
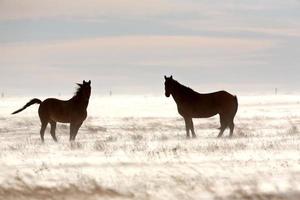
xmin=1 ymin=0 xmax=300 ymax=96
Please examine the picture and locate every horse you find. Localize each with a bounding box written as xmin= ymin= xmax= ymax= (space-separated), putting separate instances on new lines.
xmin=164 ymin=76 xmax=238 ymax=138
xmin=12 ymin=80 xmax=91 ymax=142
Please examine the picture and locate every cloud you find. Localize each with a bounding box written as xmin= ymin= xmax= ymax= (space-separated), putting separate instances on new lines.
xmin=2 ymin=0 xmax=298 ymax=22
xmin=0 ymin=0 xmax=181 ymax=21
xmin=1 ymin=0 xmax=299 ymax=44
xmin=0 ymin=35 xmax=274 ymax=68
xmin=1 ymin=1 xmax=299 ymax=94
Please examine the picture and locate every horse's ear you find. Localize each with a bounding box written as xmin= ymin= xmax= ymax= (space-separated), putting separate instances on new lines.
xmin=88 ymin=80 xmax=91 ymax=85
xmin=83 ymin=80 xmax=86 ymax=84
xmin=164 ymin=75 xmax=167 ymax=80
xmin=170 ymin=75 xmax=173 ymax=80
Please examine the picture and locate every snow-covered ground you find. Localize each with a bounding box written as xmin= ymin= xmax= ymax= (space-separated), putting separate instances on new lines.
xmin=1 ymin=95 xmax=300 ymax=200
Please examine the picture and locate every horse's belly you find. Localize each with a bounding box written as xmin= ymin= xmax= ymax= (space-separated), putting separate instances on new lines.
xmin=193 ymin=112 xmax=218 ymax=118
xmin=50 ymin=115 xmax=71 ymax=123
xmin=193 ymin=107 xmax=219 ymax=118
xmin=52 ymin=113 xmax=87 ymax=123
xmin=178 ymin=106 xmax=218 ymax=118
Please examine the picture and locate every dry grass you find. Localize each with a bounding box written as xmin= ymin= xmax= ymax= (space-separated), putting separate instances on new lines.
xmin=1 ymin=95 xmax=300 ymax=199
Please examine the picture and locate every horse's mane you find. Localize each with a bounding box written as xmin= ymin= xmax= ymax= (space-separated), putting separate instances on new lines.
xmin=72 ymin=85 xmax=89 ymax=101
xmin=172 ymin=80 xmax=198 ymax=96
xmin=74 ymin=86 xmax=83 ymax=97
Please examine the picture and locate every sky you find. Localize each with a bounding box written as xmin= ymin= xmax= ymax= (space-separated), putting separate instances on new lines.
xmin=0 ymin=0 xmax=300 ymax=96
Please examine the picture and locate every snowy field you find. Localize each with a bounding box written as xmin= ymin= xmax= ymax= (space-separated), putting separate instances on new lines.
xmin=1 ymin=95 xmax=300 ymax=200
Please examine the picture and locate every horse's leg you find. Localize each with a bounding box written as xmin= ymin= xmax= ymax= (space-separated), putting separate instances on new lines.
xmin=190 ymin=119 xmax=196 ymax=138
xmin=217 ymin=115 xmax=227 ymax=138
xmin=184 ymin=117 xmax=190 ymax=138
xmin=40 ymin=122 xmax=48 ymax=142
xmin=50 ymin=121 xmax=58 ymax=142
xmin=217 ymin=127 xmax=226 ymax=138
xmin=70 ymin=123 xmax=75 ymax=141
xmin=72 ymin=122 xmax=83 ymax=141
xmin=229 ymin=121 xmax=234 ymax=137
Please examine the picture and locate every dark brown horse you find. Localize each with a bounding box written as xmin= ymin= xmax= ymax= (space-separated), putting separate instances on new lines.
xmin=164 ymin=76 xmax=238 ymax=138
xmin=12 ymin=80 xmax=91 ymax=142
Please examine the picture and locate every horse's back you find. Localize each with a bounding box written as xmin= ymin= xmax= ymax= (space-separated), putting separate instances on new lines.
xmin=204 ymin=90 xmax=233 ymax=98
xmin=39 ymin=98 xmax=68 ymax=111
xmin=38 ymin=98 xmax=72 ymax=123
xmin=180 ymin=90 xmax=237 ymax=118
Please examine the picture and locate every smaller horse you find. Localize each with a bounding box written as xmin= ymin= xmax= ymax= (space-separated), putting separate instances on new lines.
xmin=12 ymin=80 xmax=91 ymax=142
xmin=164 ymin=76 xmax=238 ymax=138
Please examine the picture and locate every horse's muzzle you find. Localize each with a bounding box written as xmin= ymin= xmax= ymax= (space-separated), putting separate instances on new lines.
xmin=165 ymin=92 xmax=170 ymax=97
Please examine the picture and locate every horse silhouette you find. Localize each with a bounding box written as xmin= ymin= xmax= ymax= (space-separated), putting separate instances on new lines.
xmin=164 ymin=76 xmax=238 ymax=138
xmin=12 ymin=80 xmax=91 ymax=142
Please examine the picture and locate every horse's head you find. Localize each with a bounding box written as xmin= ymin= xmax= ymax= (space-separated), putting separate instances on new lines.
xmin=77 ymin=80 xmax=91 ymax=100
xmin=164 ymin=75 xmax=174 ymax=97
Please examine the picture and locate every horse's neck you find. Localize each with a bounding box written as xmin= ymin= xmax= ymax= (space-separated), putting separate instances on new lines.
xmin=171 ymin=85 xmax=186 ymax=104
xmin=70 ymin=96 xmax=89 ymax=110
xmin=171 ymin=94 xmax=181 ymax=105
xmin=171 ymin=84 xmax=199 ymax=104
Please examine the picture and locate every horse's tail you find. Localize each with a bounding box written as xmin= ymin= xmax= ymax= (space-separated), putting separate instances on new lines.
xmin=233 ymin=95 xmax=238 ymax=116
xmin=11 ymin=98 xmax=42 ymax=114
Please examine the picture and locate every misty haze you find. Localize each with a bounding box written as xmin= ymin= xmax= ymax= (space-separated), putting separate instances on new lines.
xmin=1 ymin=1 xmax=300 ymax=200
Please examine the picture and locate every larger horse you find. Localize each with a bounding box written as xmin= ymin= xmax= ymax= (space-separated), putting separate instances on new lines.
xmin=164 ymin=76 xmax=238 ymax=138
xmin=12 ymin=80 xmax=91 ymax=142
